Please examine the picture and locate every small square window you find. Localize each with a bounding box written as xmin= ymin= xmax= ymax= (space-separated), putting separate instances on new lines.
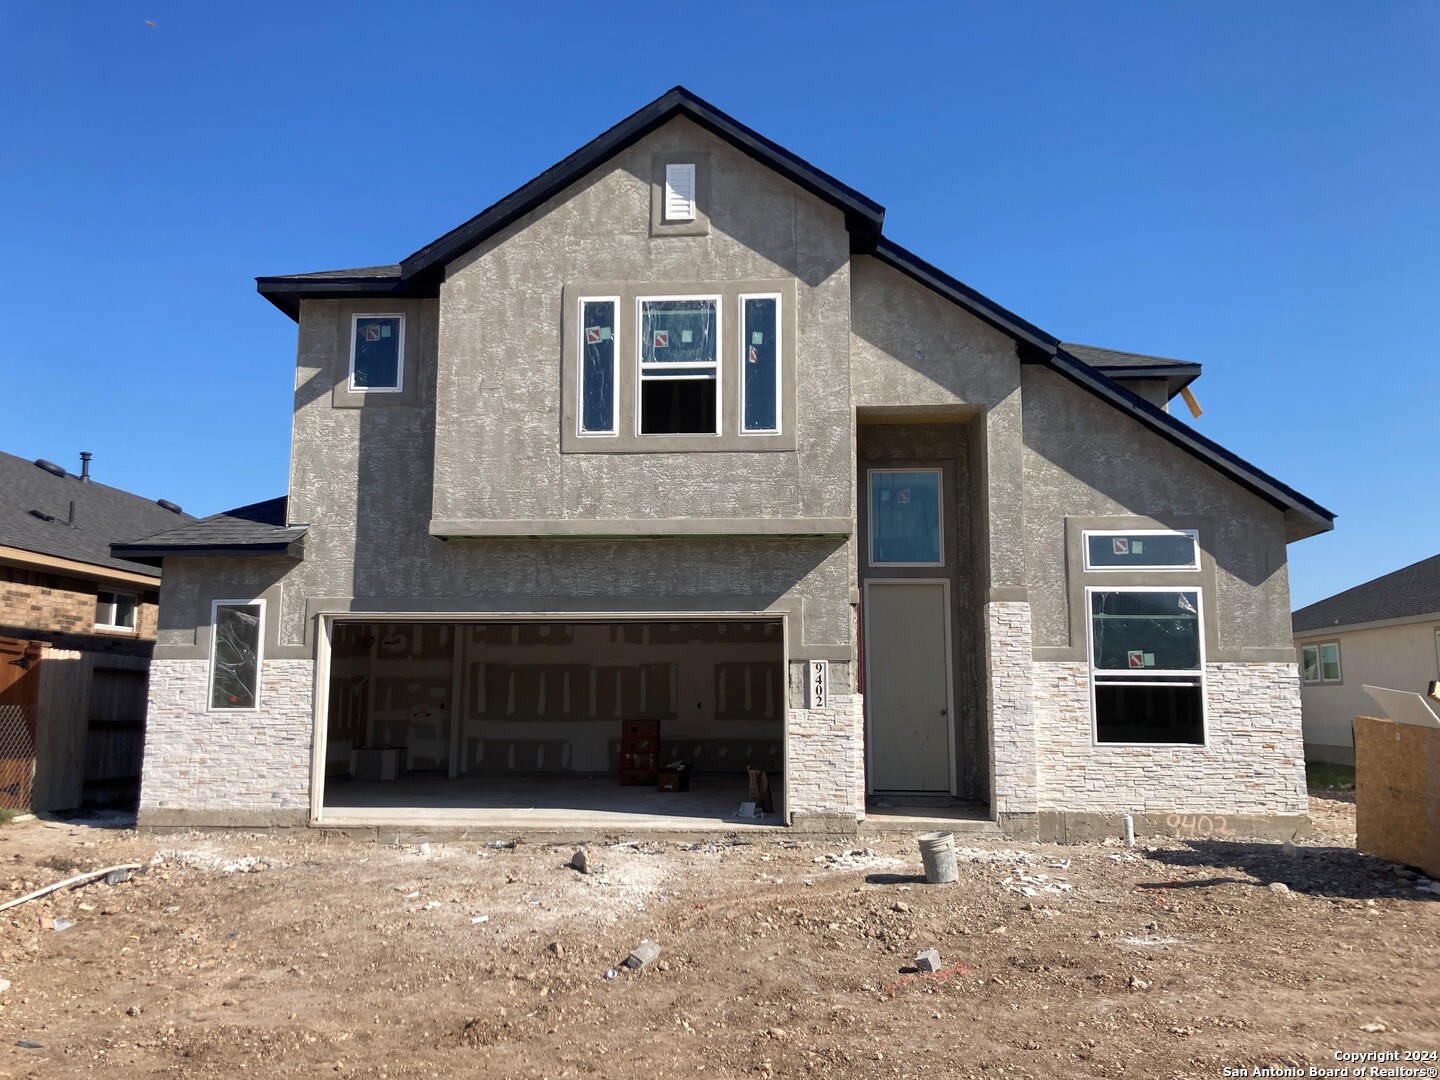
xmin=869 ymin=469 xmax=943 ymax=566
xmin=349 ymin=315 xmax=404 ymax=392
xmin=95 ymin=591 xmax=138 ymax=630
xmin=1301 ymin=641 xmax=1341 ymax=684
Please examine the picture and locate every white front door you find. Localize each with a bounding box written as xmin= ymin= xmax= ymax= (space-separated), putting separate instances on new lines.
xmin=865 ymin=581 xmax=954 ymax=793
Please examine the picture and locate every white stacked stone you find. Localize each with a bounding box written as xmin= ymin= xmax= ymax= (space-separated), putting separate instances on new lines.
xmin=786 ymin=693 xmax=864 ymax=820
xmin=986 ymin=601 xmax=1038 ymax=815
xmin=1032 ymin=661 xmax=1306 ymax=815
xmin=140 ymin=658 xmax=315 ymax=814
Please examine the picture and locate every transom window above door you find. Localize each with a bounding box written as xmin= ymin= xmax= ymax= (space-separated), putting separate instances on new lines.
xmin=868 ymin=469 xmax=943 ymax=566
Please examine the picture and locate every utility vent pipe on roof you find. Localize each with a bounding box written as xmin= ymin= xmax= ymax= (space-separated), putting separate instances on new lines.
xmin=79 ymin=451 xmax=92 ymax=483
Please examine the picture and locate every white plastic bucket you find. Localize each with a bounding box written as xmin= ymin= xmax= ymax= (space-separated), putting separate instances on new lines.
xmin=918 ymin=831 xmax=958 ymax=884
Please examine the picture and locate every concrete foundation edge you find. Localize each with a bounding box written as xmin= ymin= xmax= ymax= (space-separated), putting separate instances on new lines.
xmin=1000 ymin=811 xmax=1315 ymax=843
xmin=138 ymin=809 xmax=310 ymax=831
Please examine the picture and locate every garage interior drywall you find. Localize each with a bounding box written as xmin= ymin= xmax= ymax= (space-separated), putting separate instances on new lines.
xmin=322 ymin=619 xmax=784 ymax=806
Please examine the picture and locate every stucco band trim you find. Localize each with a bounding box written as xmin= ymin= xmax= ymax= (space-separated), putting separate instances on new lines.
xmin=429 ymin=518 xmax=851 ymax=539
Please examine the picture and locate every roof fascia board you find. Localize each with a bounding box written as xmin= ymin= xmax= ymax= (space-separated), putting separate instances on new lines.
xmin=109 ymin=540 xmax=304 ymax=561
xmin=399 ymin=87 xmax=885 ymax=281
xmin=1048 ymin=349 xmax=1334 ymax=540
xmin=1093 ymin=365 xmax=1203 ymax=403
xmin=870 ymin=239 xmax=1059 ymax=355
xmin=256 ymin=275 xmax=424 ymax=322
xmin=1294 ymin=611 xmax=1440 ymax=639
xmin=0 ymin=543 xmax=160 ymax=585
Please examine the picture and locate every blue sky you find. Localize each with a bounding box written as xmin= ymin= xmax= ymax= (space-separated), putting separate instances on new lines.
xmin=2 ymin=2 xmax=1434 ymax=608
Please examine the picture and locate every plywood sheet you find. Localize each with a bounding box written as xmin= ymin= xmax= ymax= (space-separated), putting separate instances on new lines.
xmin=1354 ymin=714 xmax=1440 ymax=878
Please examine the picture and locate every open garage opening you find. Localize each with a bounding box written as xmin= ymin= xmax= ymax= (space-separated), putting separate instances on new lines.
xmin=316 ymin=618 xmax=787 ymax=828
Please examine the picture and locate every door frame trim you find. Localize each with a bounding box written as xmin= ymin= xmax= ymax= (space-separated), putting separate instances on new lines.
xmin=862 ymin=578 xmax=957 ymax=797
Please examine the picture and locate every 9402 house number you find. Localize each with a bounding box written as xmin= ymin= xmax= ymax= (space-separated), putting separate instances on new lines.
xmin=1166 ymin=813 xmax=1236 ymax=837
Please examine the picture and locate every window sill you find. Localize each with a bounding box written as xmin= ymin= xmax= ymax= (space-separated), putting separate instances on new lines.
xmin=430 ymin=517 xmax=852 ymax=540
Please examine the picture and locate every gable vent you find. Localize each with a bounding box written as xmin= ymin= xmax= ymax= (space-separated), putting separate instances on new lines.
xmin=664 ymin=163 xmax=696 ymax=222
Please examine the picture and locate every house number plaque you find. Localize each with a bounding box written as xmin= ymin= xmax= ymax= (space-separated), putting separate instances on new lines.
xmin=808 ymin=660 xmax=828 ymax=710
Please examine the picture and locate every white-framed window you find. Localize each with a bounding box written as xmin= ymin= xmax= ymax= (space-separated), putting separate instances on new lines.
xmin=209 ymin=599 xmax=265 ymax=711
xmin=1082 ymin=529 xmax=1200 ymax=572
xmin=663 ymin=163 xmax=697 ymax=221
xmin=739 ymin=293 xmax=781 ymax=435
xmin=636 ymin=295 xmax=721 ymax=436
xmin=868 ymin=468 xmax=944 ymax=567
xmin=95 ymin=590 xmax=138 ymax=630
xmin=348 ymin=314 xmax=405 ymax=393
xmin=577 ymin=297 xmax=618 ymax=435
xmin=1300 ymin=641 xmax=1342 ymax=685
xmin=1087 ymin=587 xmax=1206 ymax=745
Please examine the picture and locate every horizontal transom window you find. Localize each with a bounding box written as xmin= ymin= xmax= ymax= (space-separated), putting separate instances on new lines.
xmin=1083 ymin=529 xmax=1199 ymax=571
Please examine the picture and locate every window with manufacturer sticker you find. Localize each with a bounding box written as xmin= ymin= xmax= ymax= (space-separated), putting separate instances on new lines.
xmin=639 ymin=298 xmax=718 ymax=435
xmin=579 ymin=299 xmax=616 ymax=434
xmin=868 ymin=470 xmax=943 ymax=566
xmin=1084 ymin=530 xmax=1198 ymax=570
xmin=350 ymin=315 xmax=403 ymax=391
xmin=1089 ymin=589 xmax=1204 ymax=744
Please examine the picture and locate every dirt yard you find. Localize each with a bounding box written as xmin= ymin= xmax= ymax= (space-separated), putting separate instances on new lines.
xmin=1 ymin=794 xmax=1437 ymax=1079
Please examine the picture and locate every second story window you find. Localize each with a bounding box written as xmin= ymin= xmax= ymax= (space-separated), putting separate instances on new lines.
xmin=741 ymin=294 xmax=780 ymax=434
xmin=349 ymin=314 xmax=404 ymax=393
xmin=578 ymin=298 xmax=617 ymax=434
xmin=638 ymin=297 xmax=719 ymax=435
xmin=1083 ymin=529 xmax=1199 ymax=571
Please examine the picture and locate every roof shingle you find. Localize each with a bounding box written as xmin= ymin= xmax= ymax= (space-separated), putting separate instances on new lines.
xmin=111 ymin=496 xmax=306 ymax=564
xmin=1292 ymin=554 xmax=1440 ymax=633
xmin=0 ymin=450 xmax=193 ymax=578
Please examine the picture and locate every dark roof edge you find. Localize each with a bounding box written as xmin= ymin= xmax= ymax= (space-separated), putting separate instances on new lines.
xmin=870 ymin=239 xmax=1060 ymax=355
xmin=398 ymin=86 xmax=886 ymax=282
xmin=256 ymin=271 xmax=420 ymax=322
xmin=109 ymin=539 xmax=304 ymax=563
xmin=1047 ymin=349 xmax=1335 ymax=541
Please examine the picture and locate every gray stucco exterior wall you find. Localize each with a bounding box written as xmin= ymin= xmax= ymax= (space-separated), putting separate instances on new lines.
xmin=1020 ymin=366 xmax=1295 ymax=662
xmin=139 ymin=105 xmax=1317 ymax=836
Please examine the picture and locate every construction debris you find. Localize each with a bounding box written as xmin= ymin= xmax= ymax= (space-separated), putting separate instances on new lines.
xmin=0 ymin=863 xmax=143 ymax=913
xmin=571 ymin=849 xmax=605 ymax=875
xmin=623 ymin=940 xmax=661 ymax=970
xmin=914 ymin=950 xmax=942 ymax=973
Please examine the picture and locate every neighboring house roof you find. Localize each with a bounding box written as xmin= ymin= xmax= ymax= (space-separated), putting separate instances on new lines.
xmin=254 ymin=85 xmax=1335 ymax=544
xmin=111 ymin=496 xmax=306 ymax=565
xmin=1061 ymin=343 xmax=1202 ymax=401
xmin=0 ymin=450 xmax=192 ymax=579
xmin=1292 ymin=554 xmax=1440 ymax=634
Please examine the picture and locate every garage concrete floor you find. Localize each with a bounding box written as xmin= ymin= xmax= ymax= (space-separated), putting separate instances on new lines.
xmin=316 ymin=775 xmax=1000 ymax=834
xmin=319 ymin=773 xmax=785 ymax=830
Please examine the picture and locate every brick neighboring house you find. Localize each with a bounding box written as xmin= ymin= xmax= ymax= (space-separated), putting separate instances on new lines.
xmin=0 ymin=451 xmax=191 ymax=811
xmin=116 ymin=88 xmax=1334 ymax=839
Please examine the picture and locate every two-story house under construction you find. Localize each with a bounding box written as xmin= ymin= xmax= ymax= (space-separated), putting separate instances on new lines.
xmin=116 ymin=88 xmax=1333 ymax=838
